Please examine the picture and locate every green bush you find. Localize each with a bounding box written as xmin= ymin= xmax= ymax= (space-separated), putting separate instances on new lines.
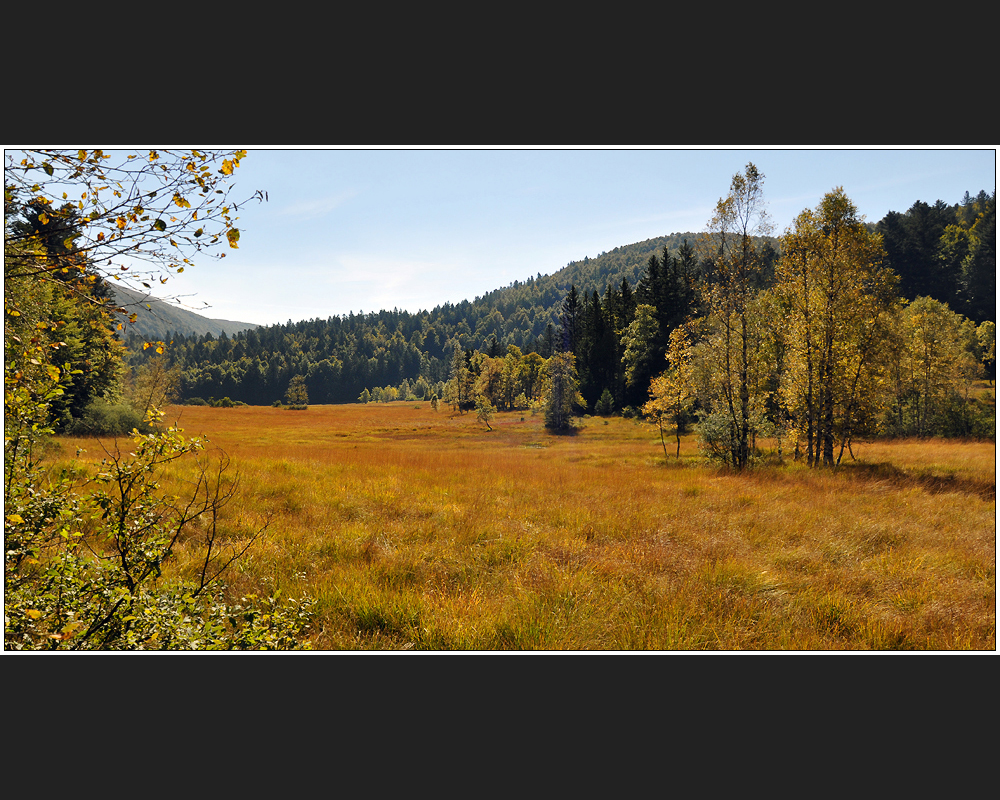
xmin=4 ymin=413 xmax=315 ymax=650
xmin=65 ymin=400 xmax=152 ymax=437
xmin=595 ymin=389 xmax=615 ymax=416
xmin=936 ymin=392 xmax=996 ymax=439
xmin=697 ymin=411 xmax=738 ymax=466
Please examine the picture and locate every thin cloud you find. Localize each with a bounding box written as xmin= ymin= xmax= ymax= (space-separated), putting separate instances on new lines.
xmin=276 ymin=190 xmax=357 ymax=220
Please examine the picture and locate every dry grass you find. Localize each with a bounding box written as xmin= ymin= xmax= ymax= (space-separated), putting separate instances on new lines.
xmin=53 ymin=402 xmax=996 ymax=651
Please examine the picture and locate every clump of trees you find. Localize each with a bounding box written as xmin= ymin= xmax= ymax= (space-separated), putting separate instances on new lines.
xmin=342 ymin=166 xmax=994 ymax=459
xmin=641 ymin=165 xmax=995 ymax=471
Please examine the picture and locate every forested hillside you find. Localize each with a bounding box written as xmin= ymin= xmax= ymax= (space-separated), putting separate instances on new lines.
xmin=134 ymin=232 xmax=742 ymax=407
xmin=137 ymin=188 xmax=994 ymax=417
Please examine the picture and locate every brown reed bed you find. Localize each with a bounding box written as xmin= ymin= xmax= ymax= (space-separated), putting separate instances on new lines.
xmin=52 ymin=403 xmax=995 ymax=651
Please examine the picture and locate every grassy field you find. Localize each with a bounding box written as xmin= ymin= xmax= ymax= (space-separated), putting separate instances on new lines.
xmin=54 ymin=402 xmax=996 ymax=651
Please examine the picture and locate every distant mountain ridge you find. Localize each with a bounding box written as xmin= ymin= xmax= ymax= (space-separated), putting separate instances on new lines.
xmin=108 ymin=283 xmax=259 ymax=341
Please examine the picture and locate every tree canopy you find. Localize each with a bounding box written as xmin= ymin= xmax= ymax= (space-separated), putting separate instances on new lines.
xmin=5 ymin=149 xmax=314 ymax=650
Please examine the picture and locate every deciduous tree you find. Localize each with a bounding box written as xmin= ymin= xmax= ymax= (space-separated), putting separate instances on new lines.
xmin=284 ymin=374 xmax=309 ymax=409
xmin=776 ymin=188 xmax=897 ymax=466
xmin=5 ymin=149 xmax=254 ymax=292
xmin=644 ymin=324 xmax=696 ymax=459
xmin=621 ymin=304 xmax=661 ymax=397
xmin=697 ymin=163 xmax=773 ymax=470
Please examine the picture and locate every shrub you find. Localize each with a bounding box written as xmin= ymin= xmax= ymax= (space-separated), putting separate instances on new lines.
xmin=697 ymin=411 xmax=738 ymax=466
xmin=65 ymin=400 xmax=152 ymax=437
xmin=595 ymin=389 xmax=615 ymax=416
xmin=4 ymin=414 xmax=314 ymax=650
xmin=936 ymin=392 xmax=996 ymax=439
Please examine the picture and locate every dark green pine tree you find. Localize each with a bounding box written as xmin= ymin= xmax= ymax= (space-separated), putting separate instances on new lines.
xmin=877 ymin=200 xmax=956 ymax=303
xmin=618 ymin=277 xmax=636 ymax=329
xmin=560 ymin=285 xmax=582 ymax=355
xmin=540 ymin=323 xmax=557 ymax=358
xmin=577 ymin=291 xmax=601 ymax=409
xmin=962 ymin=202 xmax=996 ymax=323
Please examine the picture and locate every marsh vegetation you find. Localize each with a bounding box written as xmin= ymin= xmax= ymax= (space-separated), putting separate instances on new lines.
xmin=50 ymin=402 xmax=995 ymax=650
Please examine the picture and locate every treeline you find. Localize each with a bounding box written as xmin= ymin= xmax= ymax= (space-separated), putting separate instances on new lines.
xmin=128 ymin=188 xmax=994 ymax=450
xmin=877 ymin=190 xmax=995 ymax=324
xmin=132 ymin=233 xmax=709 ymax=407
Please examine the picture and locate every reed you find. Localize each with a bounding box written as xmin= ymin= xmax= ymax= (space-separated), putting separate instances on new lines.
xmin=53 ymin=403 xmax=995 ymax=650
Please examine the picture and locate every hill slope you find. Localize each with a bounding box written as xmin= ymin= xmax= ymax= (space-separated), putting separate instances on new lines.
xmin=109 ymin=284 xmax=259 ymax=341
xmin=141 ymin=232 xmax=709 ymax=405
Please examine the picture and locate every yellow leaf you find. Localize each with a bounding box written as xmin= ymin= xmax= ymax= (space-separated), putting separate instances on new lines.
xmin=26 ymin=610 xmax=43 ymax=620
xmin=220 ymin=159 xmax=234 ymax=175
xmin=7 ymin=514 xmax=24 ymax=524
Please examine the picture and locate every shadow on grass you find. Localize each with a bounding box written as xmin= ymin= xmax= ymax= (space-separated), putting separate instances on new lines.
xmin=836 ymin=461 xmax=995 ymax=502
xmin=544 ymin=426 xmax=580 ymax=437
xmin=693 ymin=455 xmax=995 ymax=503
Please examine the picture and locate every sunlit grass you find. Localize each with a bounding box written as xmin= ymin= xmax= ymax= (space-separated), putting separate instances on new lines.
xmin=53 ymin=403 xmax=996 ymax=651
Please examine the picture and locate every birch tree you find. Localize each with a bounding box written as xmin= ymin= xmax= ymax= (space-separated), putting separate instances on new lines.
xmin=776 ymin=188 xmax=897 ymax=466
xmin=698 ymin=163 xmax=773 ymax=470
xmin=643 ymin=324 xmax=695 ymax=459
xmin=891 ymin=296 xmax=983 ymax=436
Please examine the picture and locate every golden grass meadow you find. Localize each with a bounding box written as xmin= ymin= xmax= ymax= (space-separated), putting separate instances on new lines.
xmin=53 ymin=402 xmax=996 ymax=651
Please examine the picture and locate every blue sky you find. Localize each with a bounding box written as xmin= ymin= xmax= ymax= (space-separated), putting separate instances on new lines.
xmin=156 ymin=147 xmax=996 ymax=326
